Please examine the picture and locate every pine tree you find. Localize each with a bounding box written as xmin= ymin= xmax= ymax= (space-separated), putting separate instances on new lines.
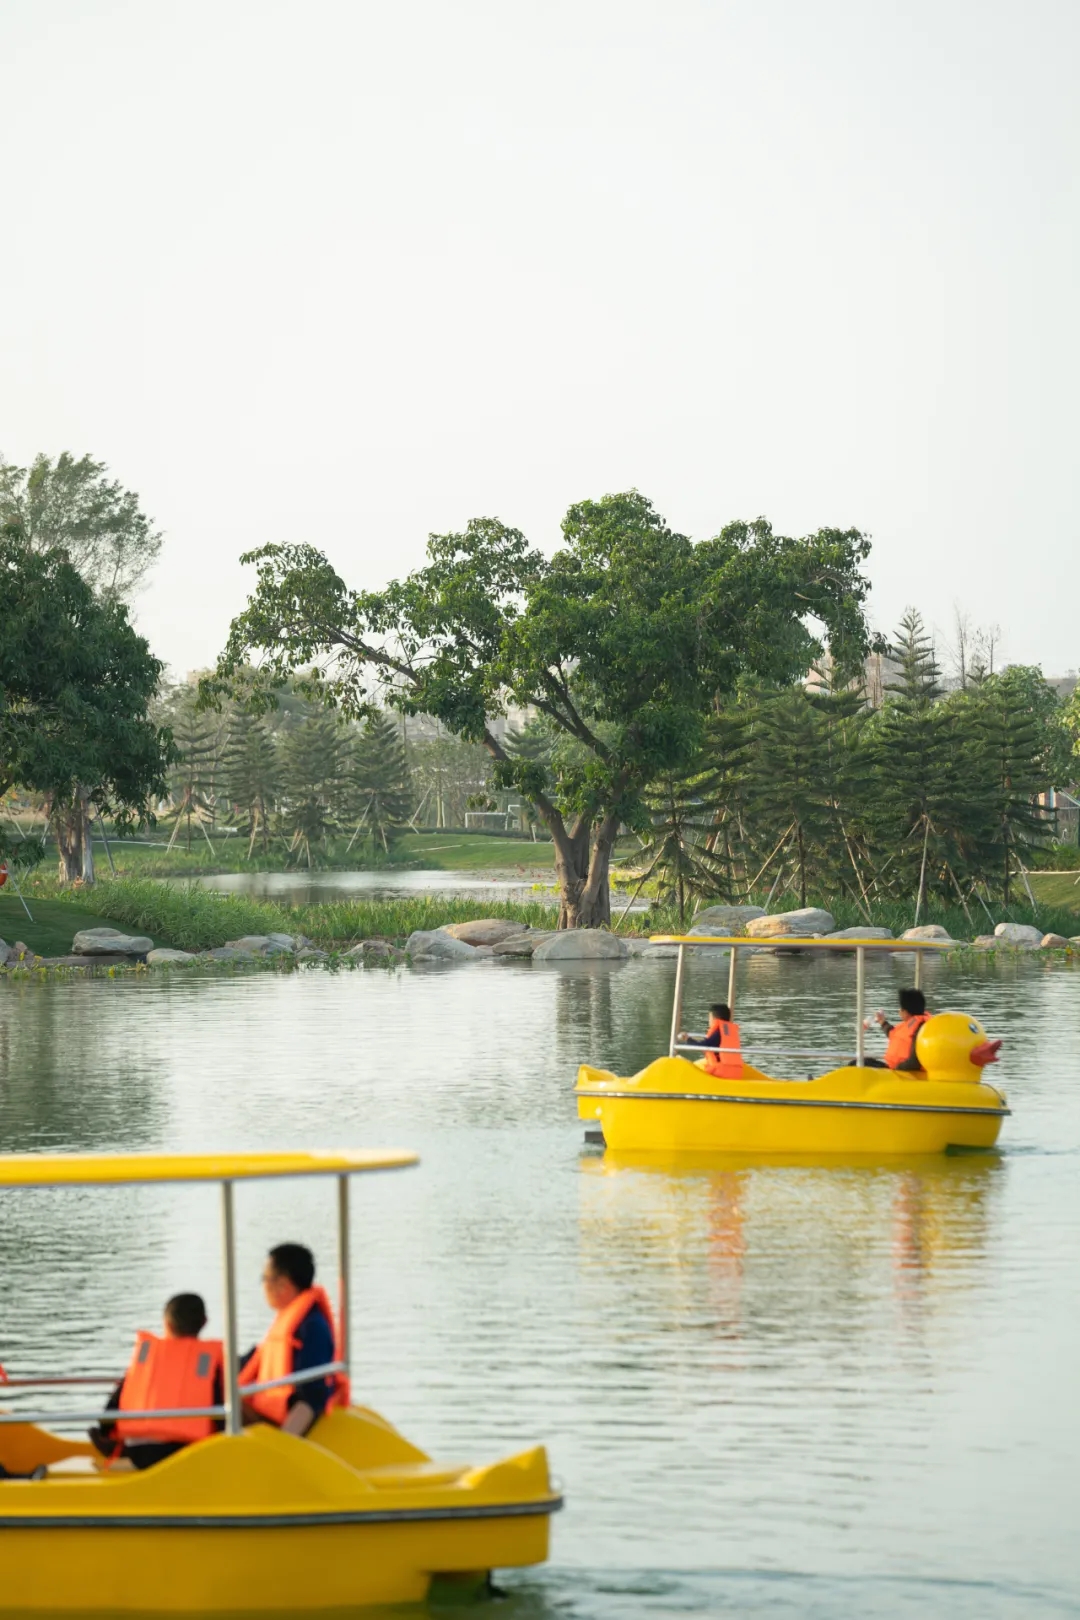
xmin=621 ymin=749 xmax=732 ymax=929
xmin=160 ymin=686 xmax=222 ymax=853
xmin=745 ymin=687 xmax=835 ymax=908
xmin=279 ymin=709 xmax=344 ymax=868
xmin=967 ymin=671 xmax=1054 ymax=904
xmin=222 ymin=713 xmax=280 ymax=856
xmin=340 ymin=713 xmax=412 ymax=853
xmin=869 ymin=613 xmax=989 ymax=918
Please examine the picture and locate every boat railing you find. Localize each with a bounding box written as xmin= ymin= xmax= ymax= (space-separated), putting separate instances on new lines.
xmin=0 ymin=1360 xmax=347 ymax=1429
xmin=674 ymin=1040 xmax=852 ymax=1061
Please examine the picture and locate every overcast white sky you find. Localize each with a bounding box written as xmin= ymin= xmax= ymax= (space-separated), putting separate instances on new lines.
xmin=2 ymin=0 xmax=1077 ymax=680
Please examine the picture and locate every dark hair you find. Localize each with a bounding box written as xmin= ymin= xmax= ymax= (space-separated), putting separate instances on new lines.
xmin=899 ymin=989 xmax=927 ymax=1016
xmin=165 ymin=1293 xmax=207 ymax=1337
xmin=268 ymin=1243 xmax=315 ymax=1291
xmin=710 ymin=1003 xmax=732 ymax=1020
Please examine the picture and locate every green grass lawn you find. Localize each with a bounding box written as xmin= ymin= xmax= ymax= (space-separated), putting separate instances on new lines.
xmin=71 ymin=829 xmax=558 ymax=878
xmin=0 ymin=892 xmax=169 ymax=957
xmin=398 ymin=831 xmax=555 ymax=872
xmin=1027 ymin=872 xmax=1080 ymax=915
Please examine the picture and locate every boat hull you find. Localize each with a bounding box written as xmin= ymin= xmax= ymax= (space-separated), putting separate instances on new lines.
xmin=0 ymin=1516 xmax=551 ymax=1612
xmin=0 ymin=1410 xmax=559 ymax=1612
xmin=577 ymin=1057 xmax=1007 ymax=1155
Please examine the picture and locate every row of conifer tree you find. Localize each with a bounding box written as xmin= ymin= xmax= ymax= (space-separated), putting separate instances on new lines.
xmin=159 ymin=687 xmax=412 ymax=865
xmin=157 ymin=611 xmax=1075 ymax=895
xmin=615 ymin=612 xmax=1074 ymax=926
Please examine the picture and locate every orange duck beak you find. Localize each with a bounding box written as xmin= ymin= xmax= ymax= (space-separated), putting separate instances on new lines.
xmin=969 ymin=1039 xmax=1002 ymax=1068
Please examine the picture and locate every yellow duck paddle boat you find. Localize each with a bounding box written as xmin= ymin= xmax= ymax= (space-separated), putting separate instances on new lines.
xmin=0 ymin=1149 xmax=561 ymax=1613
xmin=576 ymin=935 xmax=1008 ymax=1155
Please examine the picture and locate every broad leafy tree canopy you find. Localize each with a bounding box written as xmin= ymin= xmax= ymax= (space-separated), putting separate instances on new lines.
xmin=0 ymin=451 xmax=161 ymax=602
xmin=0 ymin=530 xmax=171 ymax=819
xmin=208 ymin=491 xmax=873 ymax=924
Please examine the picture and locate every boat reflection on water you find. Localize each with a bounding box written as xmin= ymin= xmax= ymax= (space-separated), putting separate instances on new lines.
xmin=577 ymin=1150 xmax=1004 ymax=1341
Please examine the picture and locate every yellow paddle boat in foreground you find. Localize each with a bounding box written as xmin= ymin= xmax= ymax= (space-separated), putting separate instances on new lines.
xmin=0 ymin=1149 xmax=561 ymax=1613
xmin=577 ymin=935 xmax=1008 ymax=1155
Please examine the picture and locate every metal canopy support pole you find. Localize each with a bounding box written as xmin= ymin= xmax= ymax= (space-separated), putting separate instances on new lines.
xmin=913 ymin=949 xmax=923 ymax=991
xmin=855 ymin=946 xmax=866 ymax=1067
xmin=220 ymin=1180 xmax=242 ymax=1437
xmin=668 ymin=944 xmax=686 ymax=1057
xmin=726 ymin=944 xmax=738 ymax=1014
xmin=337 ymin=1174 xmax=350 ymax=1388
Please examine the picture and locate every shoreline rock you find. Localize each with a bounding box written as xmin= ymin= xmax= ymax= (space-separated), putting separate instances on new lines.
xmin=746 ymin=908 xmax=835 ymax=939
xmin=439 ymin=919 xmax=526 ymax=947
xmin=72 ymin=927 xmax=153 ymax=957
xmin=532 ymin=932 xmax=628 ymax=962
xmin=405 ymin=929 xmax=479 ymax=962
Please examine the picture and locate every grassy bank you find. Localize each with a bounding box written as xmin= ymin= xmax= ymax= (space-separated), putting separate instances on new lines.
xmin=0 ymin=892 xmax=171 ymax=956
xmin=1027 ymin=872 xmax=1080 ymax=912
xmin=57 ymin=828 xmax=558 ymax=879
xmin=24 ymin=875 xmax=1080 ymax=959
xmin=32 ymin=877 xmax=558 ymax=954
xmin=638 ymin=894 xmax=1080 ymax=942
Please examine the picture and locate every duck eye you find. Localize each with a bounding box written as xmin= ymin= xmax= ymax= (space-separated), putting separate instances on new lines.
xmin=969 ymin=1022 xmax=978 ymax=1033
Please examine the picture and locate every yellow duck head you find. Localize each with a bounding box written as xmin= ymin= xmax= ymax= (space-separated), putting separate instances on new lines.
xmin=915 ymin=1012 xmax=1002 ymax=1083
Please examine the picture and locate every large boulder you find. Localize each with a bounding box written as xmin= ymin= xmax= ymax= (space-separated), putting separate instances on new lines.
xmin=146 ymin=948 xmax=196 ymax=965
xmin=624 ymin=938 xmax=682 ymax=958
xmin=344 ymin=940 xmax=406 ymax=963
xmin=1040 ymin=933 xmax=1069 ymax=949
xmin=532 ymin=931 xmax=628 ymax=961
xmin=439 ymin=919 xmax=528 ymax=947
xmin=825 ymin=926 xmax=894 ymax=941
xmin=72 ymin=927 xmax=153 ymax=957
xmin=971 ymin=935 xmax=1000 ymax=949
xmin=689 ymin=904 xmax=766 ymax=935
xmin=746 ymin=908 xmax=835 ymax=939
xmin=491 ymin=932 xmax=557 ymax=957
xmin=405 ymin=929 xmax=478 ymax=961
xmin=994 ymin=922 xmax=1044 ymax=949
xmin=224 ymin=935 xmax=297 ymax=956
xmin=900 ymin=925 xmax=955 ymax=943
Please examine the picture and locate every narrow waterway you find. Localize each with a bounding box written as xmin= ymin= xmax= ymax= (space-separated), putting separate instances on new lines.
xmin=1 ymin=950 xmax=1078 ymax=1617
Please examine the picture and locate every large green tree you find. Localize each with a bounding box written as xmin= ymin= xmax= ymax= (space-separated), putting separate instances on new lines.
xmin=0 ymin=530 xmax=172 ymax=881
xmin=206 ymin=494 xmax=873 ymax=925
xmin=0 ymin=452 xmax=161 ymax=601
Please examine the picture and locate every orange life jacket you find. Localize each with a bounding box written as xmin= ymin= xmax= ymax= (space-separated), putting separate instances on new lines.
xmin=884 ymin=1013 xmax=930 ymax=1070
xmin=238 ymin=1285 xmax=350 ymax=1426
xmin=115 ymin=1332 xmax=223 ymax=1445
xmin=702 ymin=1017 xmax=743 ymax=1079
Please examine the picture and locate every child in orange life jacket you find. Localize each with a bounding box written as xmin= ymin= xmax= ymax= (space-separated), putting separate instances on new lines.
xmin=239 ymin=1243 xmax=345 ymax=1438
xmin=90 ymin=1292 xmax=223 ymax=1470
xmin=858 ymin=988 xmax=930 ymax=1071
xmin=678 ymin=1003 xmax=743 ymax=1079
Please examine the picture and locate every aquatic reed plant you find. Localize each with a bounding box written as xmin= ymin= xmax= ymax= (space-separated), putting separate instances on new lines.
xmin=45 ymin=877 xmax=560 ymax=953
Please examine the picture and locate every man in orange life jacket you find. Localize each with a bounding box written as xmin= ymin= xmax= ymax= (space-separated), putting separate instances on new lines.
xmin=239 ymin=1243 xmax=346 ymax=1437
xmin=678 ymin=1003 xmax=744 ymax=1079
xmin=859 ymin=988 xmax=930 ymax=1071
xmin=90 ymin=1292 xmax=223 ymax=1470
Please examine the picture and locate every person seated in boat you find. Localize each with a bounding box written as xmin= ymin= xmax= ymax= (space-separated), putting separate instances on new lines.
xmin=678 ymin=1003 xmax=743 ymax=1079
xmin=90 ymin=1292 xmax=224 ymax=1470
xmin=239 ymin=1243 xmax=349 ymax=1437
xmin=859 ymin=988 xmax=930 ymax=1071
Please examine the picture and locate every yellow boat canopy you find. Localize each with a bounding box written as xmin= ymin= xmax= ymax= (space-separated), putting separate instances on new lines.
xmin=0 ymin=1148 xmax=419 ymax=1188
xmin=649 ymin=934 xmax=952 ymax=951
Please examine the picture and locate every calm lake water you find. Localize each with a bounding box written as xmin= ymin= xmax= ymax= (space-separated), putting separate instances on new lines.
xmin=1 ymin=950 xmax=1079 ymax=1617
xmin=196 ymin=867 xmax=561 ymax=906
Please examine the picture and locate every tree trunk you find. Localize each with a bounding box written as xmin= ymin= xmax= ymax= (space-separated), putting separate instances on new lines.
xmin=53 ymin=788 xmax=96 ymax=885
xmin=480 ymin=726 xmax=623 ymax=928
xmin=547 ymin=807 xmax=620 ymax=928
